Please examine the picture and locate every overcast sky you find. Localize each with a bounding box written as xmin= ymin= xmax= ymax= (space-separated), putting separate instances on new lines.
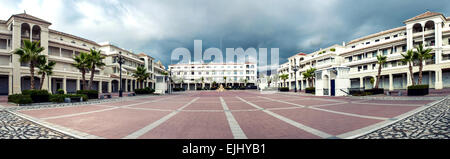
xmin=1 ymin=0 xmax=450 ymax=70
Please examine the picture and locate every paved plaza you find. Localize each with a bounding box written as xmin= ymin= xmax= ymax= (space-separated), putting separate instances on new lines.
xmin=0 ymin=90 xmax=448 ymax=139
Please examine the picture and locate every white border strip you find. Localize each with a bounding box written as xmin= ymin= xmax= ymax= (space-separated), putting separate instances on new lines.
xmin=220 ymin=97 xmax=247 ymax=139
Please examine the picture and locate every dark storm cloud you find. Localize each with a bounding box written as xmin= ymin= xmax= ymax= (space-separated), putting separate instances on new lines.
xmin=4 ymin=0 xmax=449 ymax=68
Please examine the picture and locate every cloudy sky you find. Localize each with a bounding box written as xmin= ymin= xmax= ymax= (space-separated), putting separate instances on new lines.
xmin=1 ymin=0 xmax=450 ymax=71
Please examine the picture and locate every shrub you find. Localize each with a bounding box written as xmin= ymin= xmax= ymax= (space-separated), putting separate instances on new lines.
xmin=56 ymin=89 xmax=65 ymax=94
xmin=50 ymin=94 xmax=88 ymax=103
xmin=279 ymin=87 xmax=289 ymax=92
xmin=77 ymin=90 xmax=98 ymax=99
xmin=305 ymin=87 xmax=315 ymax=94
xmin=135 ymin=87 xmax=155 ymax=94
xmin=8 ymin=94 xmax=32 ymax=104
xmin=407 ymin=84 xmax=429 ymax=89
xmin=330 ymin=48 xmax=336 ymax=52
xmin=22 ymin=90 xmax=50 ymax=103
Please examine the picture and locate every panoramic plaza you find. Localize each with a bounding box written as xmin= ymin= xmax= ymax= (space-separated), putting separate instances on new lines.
xmin=1 ymin=90 xmax=448 ymax=139
xmin=0 ymin=7 xmax=449 ymax=139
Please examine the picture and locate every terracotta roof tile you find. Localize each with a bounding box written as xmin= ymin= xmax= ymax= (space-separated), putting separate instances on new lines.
xmin=12 ymin=13 xmax=51 ymax=24
xmin=0 ymin=20 xmax=6 ymax=24
xmin=404 ymin=11 xmax=443 ymax=23
xmin=49 ymin=29 xmax=99 ymax=46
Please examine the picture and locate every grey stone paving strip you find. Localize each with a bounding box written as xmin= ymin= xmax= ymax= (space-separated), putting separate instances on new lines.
xmin=259 ymin=96 xmax=389 ymax=120
xmin=7 ymin=110 xmax=103 ymax=139
xmin=123 ymin=97 xmax=200 ymax=139
xmin=257 ymin=96 xmax=306 ymax=108
xmin=219 ymin=97 xmax=247 ymax=139
xmin=236 ymin=96 xmax=333 ymax=138
xmin=41 ymin=96 xmax=175 ymax=120
xmin=338 ymin=96 xmax=448 ymax=139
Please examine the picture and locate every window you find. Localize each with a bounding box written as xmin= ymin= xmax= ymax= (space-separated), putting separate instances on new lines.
xmin=366 ymin=42 xmax=370 ymax=45
xmin=402 ymin=45 xmax=407 ymax=52
xmin=392 ymin=61 xmax=397 ymax=67
xmin=363 ymin=65 xmax=368 ymax=70
xmin=394 ymin=34 xmax=398 ymax=38
xmin=0 ymin=39 xmax=6 ymax=49
xmin=448 ymin=38 xmax=450 ymax=45
xmin=372 ymin=51 xmax=377 ymax=57
xmin=383 ymin=49 xmax=388 ymax=55
xmin=385 ymin=36 xmax=390 ymax=40
xmin=372 ymin=64 xmax=376 ymax=70
xmin=358 ymin=66 xmax=362 ymax=72
xmin=383 ymin=63 xmax=388 ymax=68
xmin=375 ymin=39 xmax=380 ymax=42
xmin=347 ymin=56 xmax=353 ymax=62
xmin=352 ymin=45 xmax=356 ymax=48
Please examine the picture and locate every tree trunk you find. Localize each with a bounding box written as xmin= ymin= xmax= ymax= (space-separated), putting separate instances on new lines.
xmin=418 ymin=60 xmax=423 ymax=85
xmin=409 ymin=62 xmax=415 ymax=86
xmin=40 ymin=73 xmax=45 ymax=90
xmin=375 ymin=64 xmax=382 ymax=89
xmin=30 ymin=63 xmax=35 ymax=90
xmin=89 ymin=65 xmax=96 ymax=90
xmin=82 ymin=70 xmax=87 ymax=90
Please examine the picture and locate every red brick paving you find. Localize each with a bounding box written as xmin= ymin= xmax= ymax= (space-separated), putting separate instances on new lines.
xmin=16 ymin=91 xmax=432 ymax=139
xmin=139 ymin=112 xmax=233 ymax=139
xmin=356 ymin=100 xmax=434 ymax=105
xmin=232 ymin=111 xmax=320 ymax=139
xmin=272 ymin=108 xmax=383 ymax=135
xmin=47 ymin=108 xmax=170 ymax=138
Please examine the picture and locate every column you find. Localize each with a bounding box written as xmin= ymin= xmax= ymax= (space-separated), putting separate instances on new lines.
xmin=125 ymin=78 xmax=128 ymax=92
xmin=46 ymin=76 xmax=52 ymax=93
xmin=422 ymin=26 xmax=425 ymax=46
xmin=8 ymin=74 xmax=13 ymax=95
xmin=98 ymin=79 xmax=102 ymax=94
xmin=108 ymin=80 xmax=112 ymax=93
xmin=406 ymin=72 xmax=412 ymax=86
xmin=435 ymin=69 xmax=443 ymax=89
xmin=360 ymin=77 xmax=364 ymax=88
xmin=389 ymin=74 xmax=394 ymax=91
xmin=435 ymin=22 xmax=442 ymax=64
xmin=76 ymin=78 xmax=80 ymax=90
xmin=12 ymin=23 xmax=21 ymax=94
xmin=63 ymin=77 xmax=67 ymax=94
xmin=187 ymin=82 xmax=190 ymax=90
xmin=407 ymin=27 xmax=413 ymax=50
xmin=306 ymin=80 xmax=309 ymax=88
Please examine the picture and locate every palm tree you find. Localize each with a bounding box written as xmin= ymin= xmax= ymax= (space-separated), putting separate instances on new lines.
xmin=374 ymin=55 xmax=387 ymax=89
xmin=37 ymin=56 xmax=56 ymax=90
xmin=302 ymin=68 xmax=316 ymax=88
xmin=14 ymin=40 xmax=45 ymax=90
xmin=223 ymin=76 xmax=227 ymax=87
xmin=132 ymin=66 xmax=150 ymax=89
xmin=279 ymin=74 xmax=289 ymax=87
xmin=73 ymin=52 xmax=90 ymax=90
xmin=401 ymin=50 xmax=416 ymax=86
xmin=87 ymin=49 xmax=105 ymax=90
xmin=413 ymin=44 xmax=432 ymax=85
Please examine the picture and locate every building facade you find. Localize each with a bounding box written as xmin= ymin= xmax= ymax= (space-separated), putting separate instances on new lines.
xmin=168 ymin=63 xmax=257 ymax=90
xmin=0 ymin=13 xmax=166 ymax=95
xmin=278 ymin=11 xmax=450 ymax=94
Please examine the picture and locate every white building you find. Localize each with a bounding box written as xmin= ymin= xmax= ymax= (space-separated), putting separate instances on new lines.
xmin=279 ymin=11 xmax=450 ymax=96
xmin=0 ymin=13 xmax=166 ymax=95
xmin=168 ymin=63 xmax=257 ymax=90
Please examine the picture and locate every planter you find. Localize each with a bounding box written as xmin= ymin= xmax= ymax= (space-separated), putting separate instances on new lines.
xmin=366 ymin=88 xmax=384 ymax=95
xmin=305 ymin=87 xmax=315 ymax=94
xmin=279 ymin=87 xmax=289 ymax=92
xmin=407 ymin=85 xmax=429 ymax=96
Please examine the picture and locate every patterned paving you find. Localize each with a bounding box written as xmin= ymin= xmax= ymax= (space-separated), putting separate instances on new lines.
xmin=358 ymin=98 xmax=449 ymax=139
xmin=0 ymin=90 xmax=447 ymax=139
xmin=0 ymin=111 xmax=74 ymax=139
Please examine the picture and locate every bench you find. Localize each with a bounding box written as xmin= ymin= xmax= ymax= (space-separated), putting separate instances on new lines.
xmin=387 ymin=91 xmax=402 ymax=96
xmin=64 ymin=96 xmax=83 ymax=103
xmin=100 ymin=94 xmax=112 ymax=99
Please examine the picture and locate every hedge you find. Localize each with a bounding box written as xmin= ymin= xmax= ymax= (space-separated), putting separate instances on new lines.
xmin=50 ymin=94 xmax=88 ymax=103
xmin=76 ymin=90 xmax=99 ymax=99
xmin=8 ymin=94 xmax=33 ymax=104
xmin=56 ymin=89 xmax=65 ymax=94
xmin=22 ymin=90 xmax=50 ymax=103
xmin=173 ymin=88 xmax=185 ymax=91
xmin=305 ymin=87 xmax=315 ymax=94
xmin=279 ymin=87 xmax=289 ymax=92
xmin=407 ymin=84 xmax=429 ymax=89
xmin=135 ymin=87 xmax=155 ymax=94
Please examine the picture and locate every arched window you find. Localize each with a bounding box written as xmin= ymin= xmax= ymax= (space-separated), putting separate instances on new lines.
xmin=21 ymin=23 xmax=31 ymax=38
xmin=412 ymin=23 xmax=422 ymax=33
xmin=424 ymin=21 xmax=435 ymax=31
xmin=32 ymin=25 xmax=41 ymax=40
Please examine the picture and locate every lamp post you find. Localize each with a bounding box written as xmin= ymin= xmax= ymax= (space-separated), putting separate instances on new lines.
xmin=292 ymin=65 xmax=299 ymax=92
xmin=117 ymin=52 xmax=124 ymax=97
xmin=168 ymin=70 xmax=172 ymax=94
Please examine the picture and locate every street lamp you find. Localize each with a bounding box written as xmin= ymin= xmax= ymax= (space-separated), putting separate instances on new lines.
xmin=168 ymin=70 xmax=172 ymax=94
xmin=117 ymin=51 xmax=125 ymax=97
xmin=292 ymin=65 xmax=299 ymax=92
